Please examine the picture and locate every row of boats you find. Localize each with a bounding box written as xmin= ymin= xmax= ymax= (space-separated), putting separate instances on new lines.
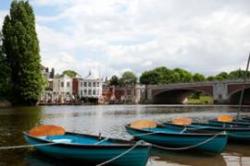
xmin=24 ymin=114 xmax=250 ymax=166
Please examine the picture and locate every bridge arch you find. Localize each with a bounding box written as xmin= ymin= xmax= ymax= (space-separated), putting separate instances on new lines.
xmin=228 ymin=87 xmax=250 ymax=105
xmin=152 ymin=87 xmax=213 ymax=104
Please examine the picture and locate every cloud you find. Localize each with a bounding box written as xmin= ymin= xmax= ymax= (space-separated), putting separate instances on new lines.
xmin=1 ymin=0 xmax=250 ymax=78
xmin=0 ymin=10 xmax=7 ymax=28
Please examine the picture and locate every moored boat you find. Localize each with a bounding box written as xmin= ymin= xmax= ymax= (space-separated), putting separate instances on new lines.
xmin=126 ymin=120 xmax=227 ymax=154
xmin=24 ymin=125 xmax=151 ymax=166
xmin=163 ymin=122 xmax=250 ymax=142
xmin=208 ymin=119 xmax=250 ymax=127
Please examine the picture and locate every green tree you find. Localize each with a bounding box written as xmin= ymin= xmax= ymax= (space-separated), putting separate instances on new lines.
xmin=109 ymin=75 xmax=119 ymax=86
xmin=173 ymin=68 xmax=193 ymax=82
xmin=207 ymin=76 xmax=215 ymax=81
xmin=2 ymin=0 xmax=43 ymax=105
xmin=215 ymin=72 xmax=228 ymax=80
xmin=193 ymin=73 xmax=205 ymax=82
xmin=0 ymin=32 xmax=10 ymax=99
xmin=154 ymin=66 xmax=173 ymax=84
xmin=228 ymin=69 xmax=250 ymax=80
xmin=120 ymin=71 xmax=137 ymax=85
xmin=62 ymin=70 xmax=78 ymax=78
xmin=140 ymin=70 xmax=160 ymax=84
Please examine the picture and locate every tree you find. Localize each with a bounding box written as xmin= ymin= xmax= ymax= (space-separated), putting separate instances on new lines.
xmin=109 ymin=75 xmax=119 ymax=86
xmin=215 ymin=72 xmax=228 ymax=80
xmin=207 ymin=76 xmax=215 ymax=81
xmin=63 ymin=70 xmax=77 ymax=78
xmin=154 ymin=66 xmax=173 ymax=84
xmin=173 ymin=68 xmax=193 ymax=82
xmin=120 ymin=71 xmax=137 ymax=85
xmin=0 ymin=32 xmax=10 ymax=99
xmin=140 ymin=70 xmax=160 ymax=85
xmin=193 ymin=73 xmax=205 ymax=82
xmin=2 ymin=0 xmax=43 ymax=105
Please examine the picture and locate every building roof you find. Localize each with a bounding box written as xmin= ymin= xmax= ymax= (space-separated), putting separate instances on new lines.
xmin=85 ymin=71 xmax=100 ymax=80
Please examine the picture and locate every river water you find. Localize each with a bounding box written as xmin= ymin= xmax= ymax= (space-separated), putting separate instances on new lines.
xmin=0 ymin=105 xmax=250 ymax=166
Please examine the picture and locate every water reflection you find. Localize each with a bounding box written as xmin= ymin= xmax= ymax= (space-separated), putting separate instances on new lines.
xmin=0 ymin=106 xmax=42 ymax=164
xmin=150 ymin=149 xmax=226 ymax=166
xmin=0 ymin=105 xmax=250 ymax=165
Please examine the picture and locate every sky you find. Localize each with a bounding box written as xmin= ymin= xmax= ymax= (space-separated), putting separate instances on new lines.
xmin=0 ymin=0 xmax=250 ymax=78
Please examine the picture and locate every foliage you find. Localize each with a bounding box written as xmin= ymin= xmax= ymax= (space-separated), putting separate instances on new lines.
xmin=228 ymin=69 xmax=250 ymax=80
xmin=139 ymin=66 xmax=250 ymax=85
xmin=139 ymin=66 xmax=194 ymax=85
xmin=62 ymin=70 xmax=78 ymax=78
xmin=0 ymin=32 xmax=10 ymax=99
xmin=215 ymin=72 xmax=228 ymax=80
xmin=192 ymin=73 xmax=205 ymax=82
xmin=2 ymin=0 xmax=43 ymax=105
xmin=173 ymin=68 xmax=193 ymax=82
xmin=120 ymin=71 xmax=137 ymax=85
xmin=140 ymin=70 xmax=160 ymax=84
xmin=109 ymin=75 xmax=119 ymax=86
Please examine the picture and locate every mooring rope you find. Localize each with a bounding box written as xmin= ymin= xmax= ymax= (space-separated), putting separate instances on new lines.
xmin=96 ymin=140 xmax=144 ymax=166
xmin=94 ymin=137 xmax=109 ymax=145
xmin=0 ymin=142 xmax=58 ymax=150
xmin=150 ymin=131 xmax=224 ymax=151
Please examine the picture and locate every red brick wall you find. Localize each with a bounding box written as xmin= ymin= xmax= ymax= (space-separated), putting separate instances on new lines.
xmin=72 ymin=78 xmax=79 ymax=95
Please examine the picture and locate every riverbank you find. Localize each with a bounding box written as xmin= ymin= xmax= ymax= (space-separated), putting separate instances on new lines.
xmin=187 ymin=96 xmax=213 ymax=105
xmin=0 ymin=100 xmax=11 ymax=108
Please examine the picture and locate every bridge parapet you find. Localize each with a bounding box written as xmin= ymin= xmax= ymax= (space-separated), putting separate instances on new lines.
xmin=148 ymin=79 xmax=250 ymax=89
xmin=144 ymin=79 xmax=250 ymax=104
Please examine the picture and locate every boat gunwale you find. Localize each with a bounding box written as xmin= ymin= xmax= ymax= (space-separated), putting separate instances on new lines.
xmin=23 ymin=132 xmax=151 ymax=148
xmin=209 ymin=119 xmax=250 ymax=125
xmin=166 ymin=122 xmax=250 ymax=131
xmin=125 ymin=124 xmax=227 ymax=137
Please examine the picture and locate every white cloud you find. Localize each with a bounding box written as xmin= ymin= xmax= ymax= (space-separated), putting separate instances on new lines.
xmin=1 ymin=0 xmax=250 ymax=77
xmin=0 ymin=10 xmax=7 ymax=29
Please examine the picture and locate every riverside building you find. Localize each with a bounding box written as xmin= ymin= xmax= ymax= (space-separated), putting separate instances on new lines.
xmin=78 ymin=72 xmax=103 ymax=102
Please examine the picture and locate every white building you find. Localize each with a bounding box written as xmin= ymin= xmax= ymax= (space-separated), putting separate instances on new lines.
xmin=78 ymin=72 xmax=103 ymax=99
xmin=53 ymin=74 xmax=73 ymax=102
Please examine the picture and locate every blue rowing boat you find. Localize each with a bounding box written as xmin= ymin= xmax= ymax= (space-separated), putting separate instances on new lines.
xmin=24 ymin=130 xmax=150 ymax=166
xmin=126 ymin=124 xmax=227 ymax=154
xmin=208 ymin=119 xmax=250 ymax=127
xmin=163 ymin=122 xmax=250 ymax=141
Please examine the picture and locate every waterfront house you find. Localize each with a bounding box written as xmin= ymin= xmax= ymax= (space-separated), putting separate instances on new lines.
xmin=78 ymin=72 xmax=103 ymax=103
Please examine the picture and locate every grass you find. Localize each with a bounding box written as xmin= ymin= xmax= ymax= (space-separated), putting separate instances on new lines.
xmin=187 ymin=96 xmax=213 ymax=105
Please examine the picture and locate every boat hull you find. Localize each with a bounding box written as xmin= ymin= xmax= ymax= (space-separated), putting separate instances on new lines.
xmin=209 ymin=120 xmax=250 ymax=127
xmin=164 ymin=122 xmax=250 ymax=141
xmin=24 ymin=132 xmax=150 ymax=166
xmin=126 ymin=125 xmax=227 ymax=154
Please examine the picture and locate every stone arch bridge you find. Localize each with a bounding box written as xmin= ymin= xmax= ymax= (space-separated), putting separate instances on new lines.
xmin=145 ymin=80 xmax=250 ymax=104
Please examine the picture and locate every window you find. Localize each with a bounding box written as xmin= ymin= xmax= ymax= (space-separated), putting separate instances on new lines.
xmin=61 ymin=82 xmax=64 ymax=87
xmin=67 ymin=82 xmax=70 ymax=87
xmin=84 ymin=89 xmax=87 ymax=95
xmin=88 ymin=89 xmax=92 ymax=95
xmin=84 ymin=82 xmax=87 ymax=87
xmin=88 ymin=82 xmax=91 ymax=87
xmin=81 ymin=90 xmax=83 ymax=96
xmin=93 ymin=82 xmax=96 ymax=87
xmin=97 ymin=82 xmax=99 ymax=87
xmin=93 ymin=89 xmax=96 ymax=95
xmin=127 ymin=90 xmax=131 ymax=95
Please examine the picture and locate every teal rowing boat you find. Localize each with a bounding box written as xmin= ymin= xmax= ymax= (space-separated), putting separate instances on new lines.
xmin=208 ymin=119 xmax=250 ymax=127
xmin=24 ymin=125 xmax=151 ymax=166
xmin=163 ymin=122 xmax=250 ymax=141
xmin=126 ymin=123 xmax=227 ymax=154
